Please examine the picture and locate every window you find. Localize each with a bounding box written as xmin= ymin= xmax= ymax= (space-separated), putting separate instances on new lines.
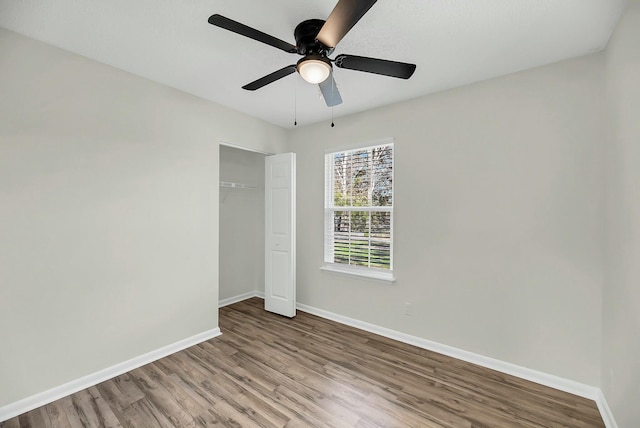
xmin=324 ymin=141 xmax=394 ymax=281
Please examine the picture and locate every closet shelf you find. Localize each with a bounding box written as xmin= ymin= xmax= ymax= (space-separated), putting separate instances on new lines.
xmin=219 ymin=181 xmax=257 ymax=190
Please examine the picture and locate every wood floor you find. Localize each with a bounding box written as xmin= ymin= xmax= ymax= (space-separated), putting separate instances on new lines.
xmin=2 ymin=298 xmax=605 ymax=427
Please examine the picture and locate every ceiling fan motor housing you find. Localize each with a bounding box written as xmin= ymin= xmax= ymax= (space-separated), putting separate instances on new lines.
xmin=294 ymin=19 xmax=330 ymax=56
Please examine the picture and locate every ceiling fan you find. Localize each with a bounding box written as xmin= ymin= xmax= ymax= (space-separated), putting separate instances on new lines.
xmin=208 ymin=0 xmax=416 ymax=107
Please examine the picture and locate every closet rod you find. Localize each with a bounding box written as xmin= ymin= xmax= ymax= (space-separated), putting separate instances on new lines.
xmin=219 ymin=181 xmax=257 ymax=190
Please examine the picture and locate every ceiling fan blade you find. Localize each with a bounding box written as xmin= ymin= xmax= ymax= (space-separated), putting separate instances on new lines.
xmin=319 ymin=74 xmax=343 ymax=107
xmin=242 ymin=65 xmax=297 ymax=91
xmin=334 ymin=54 xmax=416 ymax=79
xmin=208 ymin=14 xmax=297 ymax=54
xmin=317 ymin=0 xmax=377 ymax=49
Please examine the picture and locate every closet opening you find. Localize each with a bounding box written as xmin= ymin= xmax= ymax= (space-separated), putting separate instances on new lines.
xmin=218 ymin=143 xmax=269 ymax=306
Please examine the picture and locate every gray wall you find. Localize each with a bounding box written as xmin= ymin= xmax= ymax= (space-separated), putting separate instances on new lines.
xmin=0 ymin=29 xmax=287 ymax=407
xmin=289 ymin=54 xmax=605 ymax=386
xmin=4 ymin=8 xmax=640 ymax=424
xmin=219 ymin=146 xmax=266 ymax=301
xmin=603 ymin=1 xmax=640 ymax=426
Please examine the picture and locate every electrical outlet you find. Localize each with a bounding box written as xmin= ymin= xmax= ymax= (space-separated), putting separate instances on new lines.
xmin=404 ymin=302 xmax=412 ymax=316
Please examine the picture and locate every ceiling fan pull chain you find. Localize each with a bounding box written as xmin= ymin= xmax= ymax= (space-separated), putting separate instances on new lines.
xmin=331 ymin=70 xmax=335 ymax=128
xmin=294 ymin=73 xmax=298 ymax=126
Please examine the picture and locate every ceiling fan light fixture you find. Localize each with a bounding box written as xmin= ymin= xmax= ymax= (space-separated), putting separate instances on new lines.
xmin=297 ymin=57 xmax=332 ymax=84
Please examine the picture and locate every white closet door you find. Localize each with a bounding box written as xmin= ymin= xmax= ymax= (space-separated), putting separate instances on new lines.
xmin=264 ymin=153 xmax=296 ymax=317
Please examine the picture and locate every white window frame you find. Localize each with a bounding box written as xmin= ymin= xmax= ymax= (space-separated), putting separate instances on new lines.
xmin=322 ymin=140 xmax=395 ymax=282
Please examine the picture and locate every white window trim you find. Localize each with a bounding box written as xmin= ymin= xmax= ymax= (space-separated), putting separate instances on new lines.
xmin=323 ymin=137 xmax=395 ymax=154
xmin=321 ymin=262 xmax=396 ymax=283
xmin=322 ymin=140 xmax=395 ymax=282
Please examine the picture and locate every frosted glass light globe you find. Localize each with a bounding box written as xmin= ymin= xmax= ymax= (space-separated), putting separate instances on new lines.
xmin=298 ymin=59 xmax=331 ymax=84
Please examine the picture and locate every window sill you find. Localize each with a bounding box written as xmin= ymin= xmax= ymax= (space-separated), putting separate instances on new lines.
xmin=320 ymin=264 xmax=396 ymax=283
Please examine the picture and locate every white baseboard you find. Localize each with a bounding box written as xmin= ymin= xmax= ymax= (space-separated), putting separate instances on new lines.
xmin=297 ymin=302 xmax=626 ymax=427
xmin=296 ymin=302 xmax=599 ymax=400
xmin=221 ymin=293 xmax=619 ymax=427
xmin=219 ymin=291 xmax=264 ymax=308
xmin=219 ymin=291 xmax=262 ymax=307
xmin=595 ymin=389 xmax=619 ymax=428
xmin=25 ymin=292 xmax=603 ymax=428
xmin=0 ymin=328 xmax=221 ymax=423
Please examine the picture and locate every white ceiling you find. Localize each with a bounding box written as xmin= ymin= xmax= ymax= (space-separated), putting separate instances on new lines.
xmin=0 ymin=0 xmax=627 ymax=128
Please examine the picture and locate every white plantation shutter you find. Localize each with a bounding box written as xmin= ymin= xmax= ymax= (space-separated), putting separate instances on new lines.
xmin=324 ymin=142 xmax=393 ymax=276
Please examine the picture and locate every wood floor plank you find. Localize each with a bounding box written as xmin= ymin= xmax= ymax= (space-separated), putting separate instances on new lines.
xmin=96 ymin=373 xmax=145 ymax=410
xmin=1 ymin=297 xmax=605 ymax=427
xmin=119 ymin=398 xmax=175 ymax=428
xmin=129 ymin=367 xmax=195 ymax=427
xmin=37 ymin=402 xmax=72 ymax=428
xmin=0 ymin=419 xmax=19 ymax=428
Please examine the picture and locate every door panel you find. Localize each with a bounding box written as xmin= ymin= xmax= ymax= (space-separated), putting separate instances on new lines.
xmin=270 ymin=251 xmax=290 ymax=299
xmin=265 ymin=153 xmax=296 ymax=317
xmin=271 ymin=188 xmax=289 ymax=238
